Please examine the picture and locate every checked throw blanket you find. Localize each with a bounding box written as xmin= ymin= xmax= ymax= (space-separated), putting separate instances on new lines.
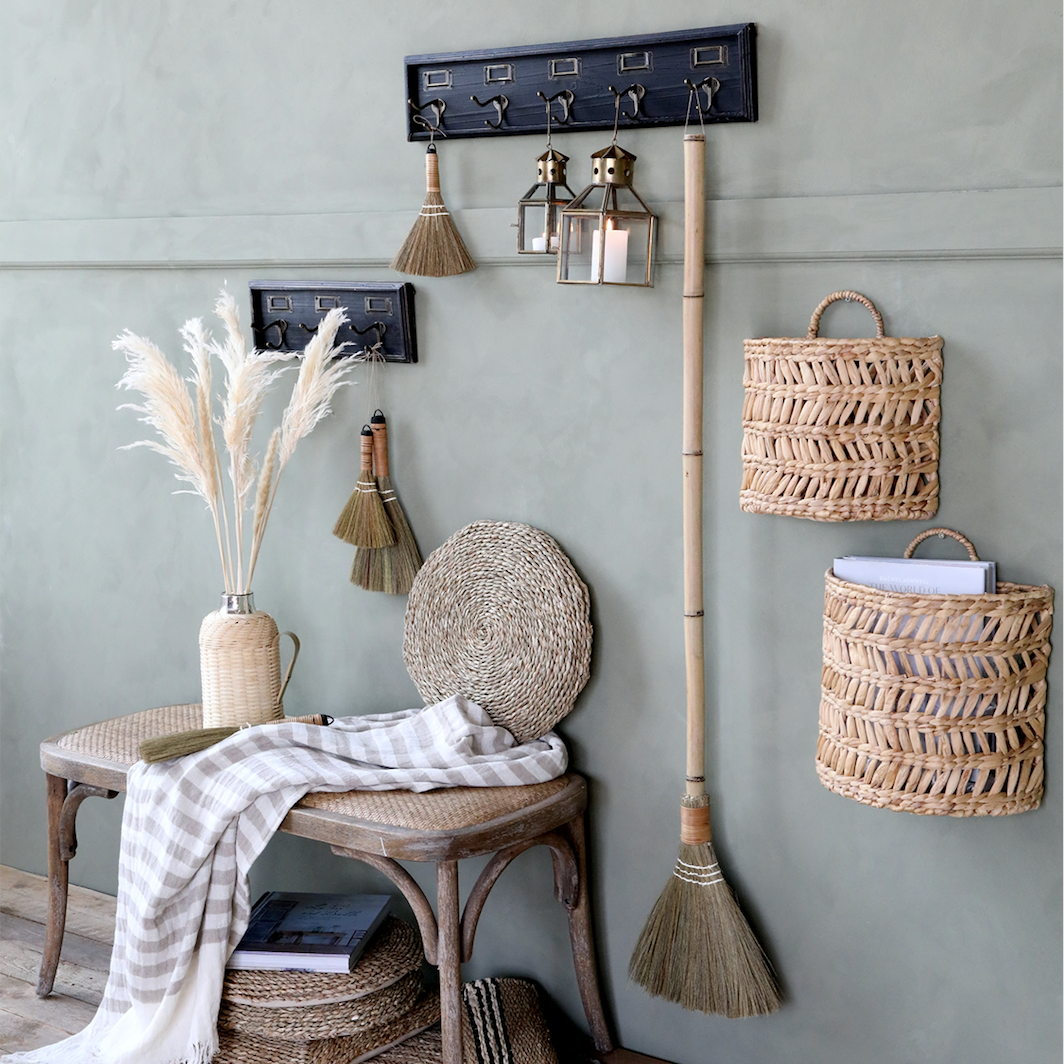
xmin=2 ymin=694 xmax=567 ymax=1064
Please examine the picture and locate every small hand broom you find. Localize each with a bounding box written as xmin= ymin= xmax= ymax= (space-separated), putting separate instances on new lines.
xmin=367 ymin=409 xmax=422 ymax=593
xmin=332 ymin=425 xmax=395 ymax=549
xmin=350 ymin=411 xmax=423 ymax=594
xmin=628 ymin=132 xmax=781 ymax=1019
xmin=391 ymin=143 xmax=476 ymax=278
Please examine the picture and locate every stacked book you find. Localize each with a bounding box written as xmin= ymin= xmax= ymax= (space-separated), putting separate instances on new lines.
xmin=216 ymin=893 xmax=439 ymax=1063
xmin=227 ymin=892 xmax=392 ymax=973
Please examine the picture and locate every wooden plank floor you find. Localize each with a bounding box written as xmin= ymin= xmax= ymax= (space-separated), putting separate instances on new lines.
xmin=0 ymin=865 xmax=114 ymax=1054
xmin=0 ymin=865 xmax=673 ymax=1063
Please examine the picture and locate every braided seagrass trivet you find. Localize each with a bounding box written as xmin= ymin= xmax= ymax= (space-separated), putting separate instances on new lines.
xmin=403 ymin=521 xmax=592 ymax=743
xmin=222 ymin=918 xmax=421 ymax=1007
xmin=212 ymin=990 xmax=440 ymax=1064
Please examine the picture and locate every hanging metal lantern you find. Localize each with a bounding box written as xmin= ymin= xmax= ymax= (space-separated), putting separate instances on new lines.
xmin=557 ymin=143 xmax=656 ymax=287
xmin=517 ymin=148 xmax=575 ymax=254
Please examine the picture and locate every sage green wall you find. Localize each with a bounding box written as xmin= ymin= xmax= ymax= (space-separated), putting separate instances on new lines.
xmin=1 ymin=3 xmax=1060 ymax=1062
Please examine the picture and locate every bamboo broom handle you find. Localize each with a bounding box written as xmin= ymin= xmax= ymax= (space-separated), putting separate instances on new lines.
xmin=370 ymin=411 xmax=390 ymax=478
xmin=425 ymin=147 xmax=441 ymax=194
xmin=682 ymin=133 xmax=706 ymax=802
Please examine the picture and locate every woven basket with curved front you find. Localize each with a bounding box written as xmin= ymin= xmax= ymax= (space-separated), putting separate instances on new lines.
xmin=403 ymin=521 xmax=592 ymax=743
xmin=817 ymin=529 xmax=1054 ymax=816
xmin=742 ymin=291 xmax=942 ymax=522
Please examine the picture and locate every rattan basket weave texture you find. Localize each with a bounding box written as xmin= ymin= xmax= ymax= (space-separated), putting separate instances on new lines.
xmin=816 ymin=529 xmax=1054 ymax=816
xmin=742 ymin=291 xmax=942 ymax=522
xmin=199 ymin=610 xmax=285 ymax=728
xmin=214 ymin=917 xmax=438 ymax=1063
xmin=403 ymin=521 xmax=592 ymax=743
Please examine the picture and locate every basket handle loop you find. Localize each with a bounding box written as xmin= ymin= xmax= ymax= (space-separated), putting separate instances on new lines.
xmin=807 ymin=291 xmax=885 ymax=339
xmin=903 ymin=527 xmax=980 ymax=561
xmin=276 ymin=631 xmax=301 ymax=707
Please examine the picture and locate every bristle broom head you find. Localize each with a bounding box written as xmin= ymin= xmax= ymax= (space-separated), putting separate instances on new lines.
xmin=332 ymin=474 xmax=395 ymax=549
xmin=629 ymin=841 xmax=781 ymax=1018
xmin=391 ymin=191 xmax=477 ymax=277
xmin=378 ymin=474 xmax=422 ymax=594
xmin=350 ymin=546 xmax=380 ymax=590
xmin=140 ymin=727 xmax=237 ymax=762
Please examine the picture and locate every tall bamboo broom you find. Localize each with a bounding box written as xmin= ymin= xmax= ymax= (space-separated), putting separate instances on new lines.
xmin=333 ymin=425 xmax=395 ymax=549
xmin=391 ymin=144 xmax=476 ymax=278
xmin=628 ymin=133 xmax=780 ymax=1018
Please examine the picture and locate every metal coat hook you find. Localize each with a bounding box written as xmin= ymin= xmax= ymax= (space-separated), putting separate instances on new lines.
xmin=352 ymin=321 xmax=387 ymax=350
xmin=469 ymin=93 xmax=509 ymax=129
xmin=608 ymin=83 xmax=646 ymax=120
xmin=536 ymin=89 xmax=574 ymax=125
xmin=684 ymin=77 xmax=720 ymax=116
xmin=258 ymin=319 xmax=288 ymax=350
xmin=409 ymin=98 xmax=447 ymax=137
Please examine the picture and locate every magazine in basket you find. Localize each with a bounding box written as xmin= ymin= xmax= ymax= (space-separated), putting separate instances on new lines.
xmin=227 ymin=892 xmax=392 ymax=972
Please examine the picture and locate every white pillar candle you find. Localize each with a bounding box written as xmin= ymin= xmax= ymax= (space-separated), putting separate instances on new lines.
xmin=531 ymin=236 xmax=548 ymax=252
xmin=591 ymin=226 xmax=629 ymax=283
xmin=602 ymin=227 xmax=628 ymax=283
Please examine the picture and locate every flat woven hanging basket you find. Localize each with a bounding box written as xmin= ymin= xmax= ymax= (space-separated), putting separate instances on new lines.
xmin=403 ymin=521 xmax=592 ymax=743
xmin=741 ymin=291 xmax=943 ymax=522
xmin=817 ymin=528 xmax=1054 ymax=816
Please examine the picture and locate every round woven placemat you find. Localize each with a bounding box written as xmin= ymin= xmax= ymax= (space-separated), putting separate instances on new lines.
xmin=219 ymin=971 xmax=422 ymax=1040
xmin=213 ymin=990 xmax=440 ymax=1064
xmin=403 ymin=522 xmax=592 ymax=743
xmin=222 ymin=918 xmax=422 ymax=1007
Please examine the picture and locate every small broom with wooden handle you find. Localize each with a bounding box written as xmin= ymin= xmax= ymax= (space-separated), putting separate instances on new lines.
xmin=391 ymin=144 xmax=476 ymax=278
xmin=139 ymin=714 xmax=334 ymax=763
xmin=333 ymin=425 xmax=395 ymax=549
xmin=350 ymin=411 xmax=422 ymax=593
xmin=628 ymin=132 xmax=780 ymax=1018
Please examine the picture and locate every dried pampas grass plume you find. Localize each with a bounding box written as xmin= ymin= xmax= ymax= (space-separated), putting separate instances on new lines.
xmin=116 ymin=290 xmax=354 ymax=595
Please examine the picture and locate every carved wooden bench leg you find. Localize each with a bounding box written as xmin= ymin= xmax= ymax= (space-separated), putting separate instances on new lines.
xmin=437 ymin=860 xmax=463 ymax=1064
xmin=560 ymin=813 xmax=614 ymax=1054
xmin=38 ymin=774 xmax=119 ymax=998
xmin=38 ymin=773 xmax=69 ymax=997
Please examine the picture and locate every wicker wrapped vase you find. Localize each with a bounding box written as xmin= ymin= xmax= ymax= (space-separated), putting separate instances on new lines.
xmin=817 ymin=529 xmax=1054 ymax=816
xmin=742 ymin=291 xmax=942 ymax=522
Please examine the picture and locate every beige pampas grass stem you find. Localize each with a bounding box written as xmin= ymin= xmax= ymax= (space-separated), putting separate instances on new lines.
xmin=117 ymin=289 xmax=353 ymax=597
xmin=628 ymin=133 xmax=780 ymax=1018
xmin=391 ymin=144 xmax=476 ymax=278
xmin=245 ymin=307 xmax=353 ymax=588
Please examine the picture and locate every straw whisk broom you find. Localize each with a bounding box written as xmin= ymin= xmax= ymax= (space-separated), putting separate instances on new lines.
xmin=352 ymin=410 xmax=422 ymax=594
xmin=628 ymin=132 xmax=780 ymax=1019
xmin=391 ymin=140 xmax=476 ymax=278
xmin=333 ymin=425 xmax=395 ymax=549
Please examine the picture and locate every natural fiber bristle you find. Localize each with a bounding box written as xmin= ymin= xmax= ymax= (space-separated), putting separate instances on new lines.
xmin=391 ymin=192 xmax=476 ymax=278
xmin=332 ymin=474 xmax=395 ymax=549
xmin=140 ymin=727 xmax=238 ymax=762
xmin=629 ymin=841 xmax=781 ymax=1018
xmin=377 ymin=475 xmax=422 ymax=594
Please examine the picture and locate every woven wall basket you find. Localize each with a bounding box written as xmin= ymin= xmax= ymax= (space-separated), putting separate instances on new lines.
xmin=403 ymin=521 xmax=592 ymax=743
xmin=817 ymin=529 xmax=1054 ymax=816
xmin=741 ymin=291 xmax=943 ymax=522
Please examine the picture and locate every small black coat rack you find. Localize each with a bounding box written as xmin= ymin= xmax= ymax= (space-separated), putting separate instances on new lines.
xmin=404 ymin=24 xmax=757 ymax=141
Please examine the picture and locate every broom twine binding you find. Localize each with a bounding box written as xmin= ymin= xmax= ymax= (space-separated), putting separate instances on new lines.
xmin=674 ymin=858 xmax=725 ymax=888
xmin=679 ymin=794 xmax=711 ymax=846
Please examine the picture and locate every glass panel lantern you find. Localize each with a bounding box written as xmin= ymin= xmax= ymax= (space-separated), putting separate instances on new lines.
xmin=517 ymin=149 xmax=574 ymax=254
xmin=557 ymin=144 xmax=656 ymax=286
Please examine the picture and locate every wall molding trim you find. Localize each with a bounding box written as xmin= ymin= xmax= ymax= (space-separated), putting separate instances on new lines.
xmin=2 ymin=187 xmax=1059 ymax=271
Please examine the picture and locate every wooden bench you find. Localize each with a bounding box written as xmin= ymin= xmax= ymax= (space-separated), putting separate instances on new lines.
xmin=39 ymin=703 xmax=616 ymax=1064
